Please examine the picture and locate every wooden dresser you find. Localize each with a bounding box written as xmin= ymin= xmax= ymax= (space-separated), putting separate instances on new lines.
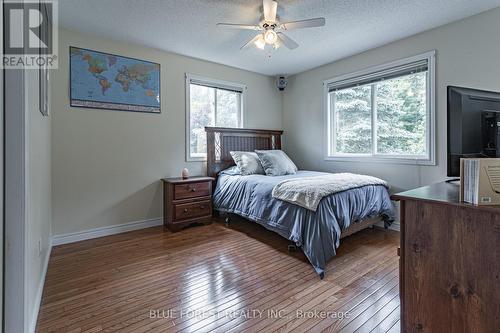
xmin=162 ymin=176 xmax=214 ymax=231
xmin=392 ymin=182 xmax=500 ymax=332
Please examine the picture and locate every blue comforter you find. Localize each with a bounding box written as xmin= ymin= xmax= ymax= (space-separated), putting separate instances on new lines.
xmin=213 ymin=170 xmax=394 ymax=278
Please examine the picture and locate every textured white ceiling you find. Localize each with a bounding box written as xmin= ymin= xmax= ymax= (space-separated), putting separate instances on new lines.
xmin=59 ymin=0 xmax=500 ymax=76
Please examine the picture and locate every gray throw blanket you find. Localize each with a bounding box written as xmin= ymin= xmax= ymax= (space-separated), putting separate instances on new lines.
xmin=272 ymin=173 xmax=388 ymax=211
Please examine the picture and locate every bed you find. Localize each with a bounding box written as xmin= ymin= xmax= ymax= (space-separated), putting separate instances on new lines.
xmin=205 ymin=127 xmax=394 ymax=278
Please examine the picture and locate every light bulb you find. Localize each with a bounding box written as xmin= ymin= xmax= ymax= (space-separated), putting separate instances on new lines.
xmin=264 ymin=30 xmax=277 ymax=44
xmin=254 ymin=35 xmax=266 ymax=49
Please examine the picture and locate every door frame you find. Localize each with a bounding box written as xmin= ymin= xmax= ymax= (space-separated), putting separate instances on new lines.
xmin=1 ymin=1 xmax=4 ymax=331
xmin=4 ymin=50 xmax=28 ymax=333
xmin=4 ymin=67 xmax=28 ymax=333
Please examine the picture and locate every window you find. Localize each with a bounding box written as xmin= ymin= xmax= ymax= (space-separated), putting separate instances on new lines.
xmin=325 ymin=51 xmax=435 ymax=165
xmin=186 ymin=74 xmax=245 ymax=161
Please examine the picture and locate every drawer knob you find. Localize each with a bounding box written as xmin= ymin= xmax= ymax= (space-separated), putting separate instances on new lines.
xmin=200 ymin=205 xmax=205 ymax=209
xmin=412 ymin=243 xmax=422 ymax=253
xmin=183 ymin=208 xmax=188 ymax=213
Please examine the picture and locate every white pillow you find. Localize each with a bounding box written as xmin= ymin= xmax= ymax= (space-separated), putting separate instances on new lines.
xmin=255 ymin=150 xmax=298 ymax=176
xmin=229 ymin=151 xmax=265 ymax=175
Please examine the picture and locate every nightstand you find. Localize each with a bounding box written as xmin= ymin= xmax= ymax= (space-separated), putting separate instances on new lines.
xmin=162 ymin=176 xmax=215 ymax=231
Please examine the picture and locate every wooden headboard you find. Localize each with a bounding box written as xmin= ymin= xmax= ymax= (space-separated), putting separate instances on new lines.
xmin=205 ymin=127 xmax=284 ymax=178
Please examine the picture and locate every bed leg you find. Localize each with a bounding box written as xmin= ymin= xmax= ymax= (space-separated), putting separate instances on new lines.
xmin=224 ymin=216 xmax=231 ymax=226
xmin=287 ymin=244 xmax=297 ymax=252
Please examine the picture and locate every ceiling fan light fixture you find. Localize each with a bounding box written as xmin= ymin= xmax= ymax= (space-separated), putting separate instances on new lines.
xmin=254 ymin=35 xmax=266 ymax=49
xmin=264 ymin=30 xmax=278 ymax=44
xmin=219 ymin=0 xmax=326 ymax=52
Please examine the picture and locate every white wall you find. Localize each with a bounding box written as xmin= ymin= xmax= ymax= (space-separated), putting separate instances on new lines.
xmin=26 ymin=68 xmax=52 ymax=331
xmin=51 ymin=28 xmax=283 ymax=236
xmin=283 ymin=7 xmax=500 ymax=192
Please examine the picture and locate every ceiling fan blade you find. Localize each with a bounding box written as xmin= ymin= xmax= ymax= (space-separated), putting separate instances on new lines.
xmin=217 ymin=23 xmax=262 ymax=30
xmin=263 ymin=0 xmax=278 ymax=22
xmin=273 ymin=37 xmax=283 ymax=49
xmin=241 ymin=34 xmax=264 ymax=50
xmin=280 ymin=17 xmax=326 ymax=30
xmin=277 ymin=32 xmax=299 ymax=49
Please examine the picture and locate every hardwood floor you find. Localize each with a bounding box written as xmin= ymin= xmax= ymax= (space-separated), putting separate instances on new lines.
xmin=36 ymin=217 xmax=400 ymax=333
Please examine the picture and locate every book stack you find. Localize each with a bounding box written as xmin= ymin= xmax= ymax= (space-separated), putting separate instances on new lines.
xmin=460 ymin=158 xmax=500 ymax=205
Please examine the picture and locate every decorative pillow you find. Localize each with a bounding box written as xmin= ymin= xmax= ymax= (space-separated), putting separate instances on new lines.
xmin=229 ymin=151 xmax=265 ymax=175
xmin=255 ymin=150 xmax=298 ymax=176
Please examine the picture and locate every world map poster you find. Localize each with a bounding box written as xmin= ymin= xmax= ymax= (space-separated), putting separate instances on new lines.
xmin=70 ymin=47 xmax=161 ymax=113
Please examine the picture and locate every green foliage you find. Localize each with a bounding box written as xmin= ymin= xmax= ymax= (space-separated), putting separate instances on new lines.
xmin=334 ymin=72 xmax=427 ymax=156
xmin=335 ymin=85 xmax=372 ymax=154
xmin=190 ymin=85 xmax=214 ymax=156
xmin=189 ymin=85 xmax=240 ymax=156
xmin=216 ymin=90 xmax=239 ymax=128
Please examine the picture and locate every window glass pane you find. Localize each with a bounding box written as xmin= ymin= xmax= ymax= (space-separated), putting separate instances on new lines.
xmin=334 ymin=85 xmax=372 ymax=154
xmin=189 ymin=83 xmax=242 ymax=159
xmin=190 ymin=84 xmax=215 ymax=158
xmin=216 ymin=89 xmax=240 ymax=128
xmin=376 ymin=72 xmax=427 ymax=155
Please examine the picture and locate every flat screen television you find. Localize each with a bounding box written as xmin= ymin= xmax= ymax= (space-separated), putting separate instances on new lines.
xmin=448 ymin=86 xmax=500 ymax=177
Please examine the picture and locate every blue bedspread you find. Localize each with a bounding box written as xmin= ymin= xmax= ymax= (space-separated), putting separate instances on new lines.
xmin=213 ymin=170 xmax=395 ymax=278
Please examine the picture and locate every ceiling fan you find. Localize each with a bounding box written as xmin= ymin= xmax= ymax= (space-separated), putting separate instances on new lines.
xmin=217 ymin=0 xmax=326 ymax=51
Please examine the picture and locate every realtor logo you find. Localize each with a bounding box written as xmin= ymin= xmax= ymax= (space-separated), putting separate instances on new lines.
xmin=2 ymin=0 xmax=58 ymax=68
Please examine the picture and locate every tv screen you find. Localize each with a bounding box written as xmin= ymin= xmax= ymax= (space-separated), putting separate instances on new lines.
xmin=447 ymin=86 xmax=500 ymax=177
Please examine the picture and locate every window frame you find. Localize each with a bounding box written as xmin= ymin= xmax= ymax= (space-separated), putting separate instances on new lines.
xmin=185 ymin=73 xmax=246 ymax=162
xmin=323 ymin=51 xmax=436 ymax=165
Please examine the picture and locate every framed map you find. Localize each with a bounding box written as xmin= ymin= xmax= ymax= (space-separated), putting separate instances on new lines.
xmin=70 ymin=46 xmax=161 ymax=113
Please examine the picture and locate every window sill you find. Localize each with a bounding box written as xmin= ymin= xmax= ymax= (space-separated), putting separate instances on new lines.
xmin=324 ymin=155 xmax=436 ymax=166
xmin=186 ymin=155 xmax=207 ymax=162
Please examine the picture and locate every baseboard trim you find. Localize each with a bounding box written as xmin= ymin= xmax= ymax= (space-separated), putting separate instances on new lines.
xmin=29 ymin=239 xmax=52 ymax=333
xmin=52 ymin=217 xmax=163 ymax=246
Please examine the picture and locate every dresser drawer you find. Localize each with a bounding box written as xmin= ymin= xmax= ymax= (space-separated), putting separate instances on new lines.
xmin=174 ymin=200 xmax=211 ymax=221
xmin=174 ymin=181 xmax=211 ymax=200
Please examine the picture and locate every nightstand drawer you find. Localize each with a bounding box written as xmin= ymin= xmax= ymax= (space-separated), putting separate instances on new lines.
xmin=174 ymin=181 xmax=211 ymax=200
xmin=174 ymin=200 xmax=211 ymax=220
xmin=163 ymin=176 xmax=214 ymax=231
